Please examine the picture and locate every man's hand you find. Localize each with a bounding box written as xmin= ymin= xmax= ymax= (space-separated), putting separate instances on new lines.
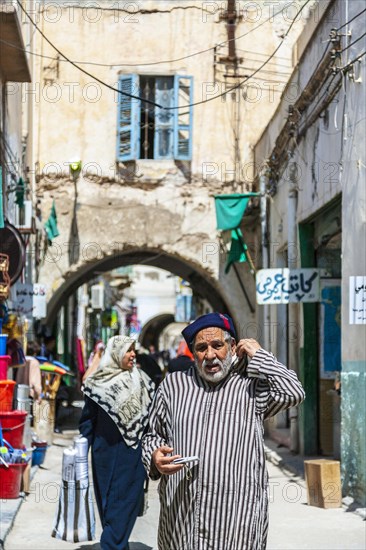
xmin=152 ymin=446 xmax=184 ymax=475
xmin=236 ymin=338 xmax=261 ymax=359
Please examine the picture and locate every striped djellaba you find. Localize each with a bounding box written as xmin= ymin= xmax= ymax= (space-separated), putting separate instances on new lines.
xmin=142 ymin=348 xmax=305 ymax=550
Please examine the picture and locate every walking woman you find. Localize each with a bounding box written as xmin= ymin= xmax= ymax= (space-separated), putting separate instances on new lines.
xmin=79 ymin=335 xmax=154 ymax=550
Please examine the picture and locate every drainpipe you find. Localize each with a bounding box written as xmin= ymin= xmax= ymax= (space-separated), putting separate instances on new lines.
xmin=288 ymin=160 xmax=299 ymax=452
xmin=260 ymin=166 xmax=270 ymax=351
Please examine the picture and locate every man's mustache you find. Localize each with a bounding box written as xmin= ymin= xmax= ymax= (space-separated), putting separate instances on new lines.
xmin=202 ymin=358 xmax=223 ymax=368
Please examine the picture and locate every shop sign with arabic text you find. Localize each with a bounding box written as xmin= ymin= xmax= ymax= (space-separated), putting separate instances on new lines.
xmin=256 ymin=268 xmax=320 ymax=304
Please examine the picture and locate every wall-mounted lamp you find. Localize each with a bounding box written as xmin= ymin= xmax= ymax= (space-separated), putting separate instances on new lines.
xmin=69 ymin=159 xmax=82 ymax=181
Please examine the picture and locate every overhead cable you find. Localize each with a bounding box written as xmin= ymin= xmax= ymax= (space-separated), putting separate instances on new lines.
xmin=16 ymin=0 xmax=162 ymax=108
xmin=340 ymin=50 xmax=366 ymax=71
xmin=15 ymin=0 xmax=311 ymax=111
xmin=9 ymin=1 xmax=298 ymax=69
xmin=339 ymin=31 xmax=366 ymax=54
xmin=299 ymin=49 xmax=366 ymax=126
xmin=165 ymin=0 xmax=313 ymax=110
xmin=336 ymin=7 xmax=366 ymax=31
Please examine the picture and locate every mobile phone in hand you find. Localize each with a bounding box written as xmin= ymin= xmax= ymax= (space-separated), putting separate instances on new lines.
xmin=172 ymin=456 xmax=200 ymax=465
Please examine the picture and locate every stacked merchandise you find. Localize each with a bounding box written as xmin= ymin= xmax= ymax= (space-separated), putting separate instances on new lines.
xmin=52 ymin=435 xmax=95 ymax=542
xmin=0 ymin=334 xmax=11 ymax=380
xmin=0 ymin=422 xmax=31 ymax=499
xmin=33 ymin=358 xmax=70 ymax=444
xmin=31 ymin=434 xmax=48 ymax=466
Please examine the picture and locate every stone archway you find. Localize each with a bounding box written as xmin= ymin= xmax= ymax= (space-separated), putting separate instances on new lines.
xmin=139 ymin=313 xmax=175 ymax=350
xmin=45 ymin=247 xmax=233 ymax=327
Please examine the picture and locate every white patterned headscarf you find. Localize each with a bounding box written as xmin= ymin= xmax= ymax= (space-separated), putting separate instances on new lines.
xmin=82 ymin=335 xmax=154 ymax=448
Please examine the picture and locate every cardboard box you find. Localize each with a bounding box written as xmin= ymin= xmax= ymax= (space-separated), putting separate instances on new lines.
xmin=304 ymin=459 xmax=342 ymax=508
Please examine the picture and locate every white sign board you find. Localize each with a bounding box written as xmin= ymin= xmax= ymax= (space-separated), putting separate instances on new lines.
xmin=256 ymin=268 xmax=320 ymax=304
xmin=33 ymin=284 xmax=47 ymax=319
xmin=349 ymin=276 xmax=366 ymax=324
xmin=12 ymin=283 xmax=47 ymax=319
xmin=13 ymin=284 xmax=34 ymax=316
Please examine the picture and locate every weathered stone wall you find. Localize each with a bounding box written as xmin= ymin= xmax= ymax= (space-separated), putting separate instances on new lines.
xmin=32 ymin=0 xmax=306 ymax=326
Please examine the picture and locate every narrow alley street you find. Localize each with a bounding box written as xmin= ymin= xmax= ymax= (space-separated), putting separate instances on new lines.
xmin=1 ymin=1 xmax=366 ymax=548
xmin=3 ymin=431 xmax=365 ymax=550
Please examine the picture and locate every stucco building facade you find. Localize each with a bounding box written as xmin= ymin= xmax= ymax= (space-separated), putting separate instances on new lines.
xmin=254 ymin=0 xmax=366 ymax=505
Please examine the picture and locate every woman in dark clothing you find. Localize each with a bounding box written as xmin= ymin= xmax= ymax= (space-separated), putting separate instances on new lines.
xmin=79 ymin=335 xmax=154 ymax=550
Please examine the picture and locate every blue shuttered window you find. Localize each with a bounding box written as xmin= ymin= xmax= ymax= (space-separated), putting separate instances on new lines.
xmin=116 ymin=74 xmax=140 ymax=162
xmin=116 ymin=74 xmax=193 ymax=161
xmin=174 ymin=75 xmax=193 ymax=161
xmin=154 ymin=77 xmax=175 ymax=159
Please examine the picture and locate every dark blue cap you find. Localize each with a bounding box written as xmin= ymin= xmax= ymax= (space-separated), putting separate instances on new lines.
xmin=182 ymin=313 xmax=236 ymax=352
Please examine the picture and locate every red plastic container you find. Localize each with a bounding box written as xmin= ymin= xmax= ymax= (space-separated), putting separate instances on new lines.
xmin=0 ymin=356 xmax=11 ymax=381
xmin=0 ymin=410 xmax=27 ymax=447
xmin=0 ymin=463 xmax=27 ymax=499
xmin=0 ymin=380 xmax=16 ymax=412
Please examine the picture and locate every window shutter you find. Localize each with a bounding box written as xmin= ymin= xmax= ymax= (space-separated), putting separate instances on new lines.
xmin=154 ymin=77 xmax=175 ymax=159
xmin=174 ymin=76 xmax=193 ymax=161
xmin=116 ymin=74 xmax=140 ymax=161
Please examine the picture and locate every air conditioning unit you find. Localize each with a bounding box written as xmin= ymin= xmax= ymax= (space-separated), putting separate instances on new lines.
xmin=91 ymin=285 xmax=104 ymax=310
xmin=14 ymin=200 xmax=35 ymax=233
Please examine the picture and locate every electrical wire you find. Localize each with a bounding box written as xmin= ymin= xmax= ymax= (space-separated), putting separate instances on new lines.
xmin=336 ymin=7 xmax=366 ymax=31
xmin=53 ymin=0 xmax=304 ymax=67
xmin=300 ymin=45 xmax=366 ymax=132
xmin=15 ymin=0 xmax=311 ymax=111
xmin=216 ymin=61 xmax=291 ymax=78
xmin=0 ymin=133 xmax=19 ymax=166
xmin=234 ymin=47 xmax=292 ymax=64
xmin=8 ymin=1 xmax=301 ymax=70
xmin=308 ymin=40 xmax=332 ymax=79
xmin=15 ymin=0 xmax=162 ymax=109
xmin=339 ymin=31 xmax=366 ymax=54
xmin=288 ymin=29 xmax=364 ymax=131
xmin=299 ymin=72 xmax=338 ymax=128
xmin=0 ymin=36 xmax=293 ymax=80
xmin=214 ymin=70 xmax=288 ymax=87
xmin=165 ymin=0 xmax=313 ymax=110
xmin=340 ymin=49 xmax=366 ymax=71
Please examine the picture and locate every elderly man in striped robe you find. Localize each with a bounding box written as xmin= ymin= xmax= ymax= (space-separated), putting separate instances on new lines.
xmin=142 ymin=312 xmax=305 ymax=550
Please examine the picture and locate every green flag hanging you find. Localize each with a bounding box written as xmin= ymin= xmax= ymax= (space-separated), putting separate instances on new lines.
xmin=225 ymin=228 xmax=247 ymax=273
xmin=44 ymin=200 xmax=60 ymax=242
xmin=214 ymin=193 xmax=259 ymax=230
xmin=15 ymin=177 xmax=25 ymax=209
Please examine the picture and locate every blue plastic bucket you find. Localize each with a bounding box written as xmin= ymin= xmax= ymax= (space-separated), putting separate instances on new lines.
xmin=0 ymin=335 xmax=7 ymax=355
xmin=32 ymin=446 xmax=47 ymax=466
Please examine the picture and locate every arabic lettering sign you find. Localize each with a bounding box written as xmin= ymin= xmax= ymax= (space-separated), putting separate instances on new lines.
xmin=11 ymin=283 xmax=47 ymax=319
xmin=349 ymin=276 xmax=366 ymax=325
xmin=256 ymin=268 xmax=320 ymax=304
xmin=13 ymin=283 xmax=33 ymax=315
xmin=33 ymin=283 xmax=47 ymax=319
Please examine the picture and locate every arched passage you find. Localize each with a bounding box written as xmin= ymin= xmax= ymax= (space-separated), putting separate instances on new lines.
xmin=45 ymin=247 xmax=232 ymax=327
xmin=139 ymin=313 xmax=175 ymax=350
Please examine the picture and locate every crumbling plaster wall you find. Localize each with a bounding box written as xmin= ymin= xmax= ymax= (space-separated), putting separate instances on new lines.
xmin=33 ymin=0 xmax=306 ymax=322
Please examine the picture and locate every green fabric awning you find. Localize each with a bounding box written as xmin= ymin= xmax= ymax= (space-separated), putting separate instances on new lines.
xmin=225 ymin=228 xmax=247 ymax=273
xmin=44 ymin=200 xmax=60 ymax=242
xmin=214 ymin=193 xmax=259 ymax=230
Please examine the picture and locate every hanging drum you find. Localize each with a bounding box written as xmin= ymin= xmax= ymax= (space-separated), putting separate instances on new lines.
xmin=0 ymin=222 xmax=26 ymax=285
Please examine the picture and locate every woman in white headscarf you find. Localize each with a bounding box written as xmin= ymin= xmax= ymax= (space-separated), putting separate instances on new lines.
xmin=79 ymin=335 xmax=154 ymax=550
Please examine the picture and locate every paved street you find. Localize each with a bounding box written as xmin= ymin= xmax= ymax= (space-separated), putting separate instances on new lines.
xmin=2 ymin=431 xmax=365 ymax=550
